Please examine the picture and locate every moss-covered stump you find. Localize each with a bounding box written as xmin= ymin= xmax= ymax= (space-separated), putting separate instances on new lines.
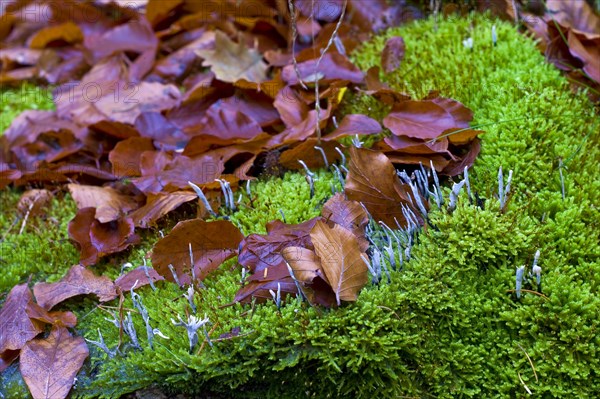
xmin=1 ymin=13 xmax=599 ymax=399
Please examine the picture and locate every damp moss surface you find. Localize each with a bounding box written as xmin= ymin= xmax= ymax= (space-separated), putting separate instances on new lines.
xmin=1 ymin=12 xmax=599 ymax=399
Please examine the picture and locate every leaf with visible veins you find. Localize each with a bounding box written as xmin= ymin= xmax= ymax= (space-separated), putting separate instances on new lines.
xmin=196 ymin=30 xmax=268 ymax=83
xmin=20 ymin=326 xmax=89 ymax=399
xmin=310 ymin=220 xmax=368 ymax=306
xmin=33 ymin=265 xmax=117 ymax=310
xmin=151 ymin=219 xmax=244 ymax=285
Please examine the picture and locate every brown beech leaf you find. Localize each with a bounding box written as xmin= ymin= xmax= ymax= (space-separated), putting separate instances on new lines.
xmin=381 ymin=36 xmax=406 ymax=74
xmin=146 ymin=0 xmax=184 ymax=27
xmin=0 ymin=284 xmax=44 ymax=354
xmin=129 ymin=191 xmax=197 ymax=228
xmin=383 ymin=97 xmax=472 ymax=140
xmin=68 ymin=208 xmax=139 ymax=266
xmin=324 ymin=114 xmax=382 ymax=141
xmin=233 ymin=276 xmax=298 ymax=304
xmin=67 ymin=184 xmax=139 ymax=223
xmin=20 ymin=326 xmax=89 ymax=399
xmin=94 ymin=82 xmax=181 ymax=125
xmin=33 ymin=265 xmax=117 ymax=310
xmin=281 ymin=246 xmax=337 ymax=307
xmin=281 ymin=52 xmax=364 ymax=85
xmin=282 ymin=246 xmax=327 ymax=284
xmin=345 ymin=147 xmax=422 ymax=227
xmin=131 ymin=151 xmax=224 ymax=195
xmin=310 ymin=220 xmax=368 ymax=306
xmin=278 ymin=138 xmax=342 ymax=170
xmin=114 ymin=266 xmax=165 ymax=292
xmin=29 ymin=22 xmax=83 ymax=49
xmin=238 ymin=218 xmax=320 ymax=274
xmin=0 ymin=350 xmax=20 ymax=373
xmin=25 ymin=302 xmax=78 ymax=328
xmin=108 ymin=137 xmax=155 ymax=178
xmin=17 ymin=189 xmax=53 ymax=218
xmin=321 ymin=193 xmax=369 ymax=251
xmin=196 ymin=30 xmax=268 ymax=83
xmin=151 ymin=219 xmax=244 ymax=286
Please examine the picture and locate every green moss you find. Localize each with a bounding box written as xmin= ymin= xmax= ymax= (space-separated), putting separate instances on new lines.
xmin=0 ymin=191 xmax=80 ymax=292
xmin=0 ymin=83 xmax=54 ymax=133
xmin=229 ymin=170 xmax=338 ymax=234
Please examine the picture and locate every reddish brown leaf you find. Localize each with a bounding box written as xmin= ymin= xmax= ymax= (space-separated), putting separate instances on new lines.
xmin=114 ymin=266 xmax=165 ymax=292
xmin=281 ymin=52 xmax=364 ymax=85
xmin=324 ymin=114 xmax=382 ymax=141
xmin=152 ymin=219 xmax=244 ymax=285
xmin=146 ymin=0 xmax=184 ymax=27
xmin=129 ymin=191 xmax=197 ymax=228
xmin=281 ymin=246 xmax=337 ymax=307
xmin=68 ymin=208 xmax=139 ymax=266
xmin=20 ymin=326 xmax=89 ymax=399
xmin=238 ymin=218 xmax=320 ymax=274
xmin=345 ymin=147 xmax=422 ymax=227
xmin=29 ymin=22 xmax=83 ymax=49
xmin=310 ymin=220 xmax=368 ymax=306
xmin=278 ymin=138 xmax=342 ymax=170
xmin=108 ymin=137 xmax=155 ymax=178
xmin=131 ymin=151 xmax=224 ymax=195
xmin=0 ymin=350 xmax=19 ymax=373
xmin=381 ymin=36 xmax=406 ymax=74
xmin=0 ymin=284 xmax=44 ymax=354
xmin=68 ymin=184 xmax=139 ymax=223
xmin=33 ymin=265 xmax=117 ymax=310
xmin=383 ymin=98 xmax=472 ymax=140
xmin=94 ymin=82 xmax=181 ymax=125
xmin=17 ymin=189 xmax=53 ymax=218
xmin=25 ymin=302 xmax=78 ymax=328
xmin=196 ymin=30 xmax=268 ymax=83
xmin=233 ymin=276 xmax=298 ymax=304
xmin=321 ymin=193 xmax=369 ymax=251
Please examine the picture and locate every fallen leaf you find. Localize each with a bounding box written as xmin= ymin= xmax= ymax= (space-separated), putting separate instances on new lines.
xmin=131 ymin=151 xmax=224 ymax=195
xmin=29 ymin=22 xmax=83 ymax=49
xmin=278 ymin=138 xmax=342 ymax=170
xmin=0 ymin=284 xmax=44 ymax=354
xmin=196 ymin=30 xmax=268 ymax=83
xmin=17 ymin=189 xmax=53 ymax=218
xmin=68 ymin=184 xmax=139 ymax=223
xmin=25 ymin=302 xmax=78 ymax=328
xmin=281 ymin=246 xmax=337 ymax=307
xmin=324 ymin=114 xmax=382 ymax=141
xmin=20 ymin=326 xmax=89 ymax=399
xmin=238 ymin=218 xmax=320 ymax=274
xmin=381 ymin=36 xmax=405 ymax=74
xmin=151 ymin=219 xmax=244 ymax=285
xmin=33 ymin=265 xmax=117 ymax=310
xmin=114 ymin=266 xmax=165 ymax=292
xmin=68 ymin=208 xmax=139 ymax=266
xmin=129 ymin=191 xmax=197 ymax=228
xmin=383 ymin=98 xmax=472 ymax=140
xmin=281 ymin=52 xmax=364 ymax=85
xmin=108 ymin=137 xmax=155 ymax=178
xmin=310 ymin=220 xmax=368 ymax=305
xmin=345 ymin=147 xmax=422 ymax=227
xmin=321 ymin=193 xmax=369 ymax=251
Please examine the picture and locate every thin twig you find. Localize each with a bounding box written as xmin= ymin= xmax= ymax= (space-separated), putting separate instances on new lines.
xmin=313 ymin=0 xmax=348 ymax=143
xmin=516 ymin=343 xmax=539 ymax=383
xmin=288 ymin=0 xmax=307 ymax=90
xmin=505 ymin=289 xmax=549 ymax=300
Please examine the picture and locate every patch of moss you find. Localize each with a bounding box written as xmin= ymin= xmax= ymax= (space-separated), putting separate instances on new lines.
xmin=0 ymin=191 xmax=80 ymax=292
xmin=0 ymin=83 xmax=54 ymax=133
